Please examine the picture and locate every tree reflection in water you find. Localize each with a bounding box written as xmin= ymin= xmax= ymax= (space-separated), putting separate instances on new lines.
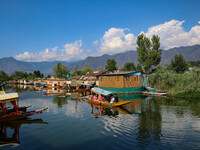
xmin=137 ymin=98 xmax=162 ymax=149
xmin=0 ymin=118 xmax=47 ymax=148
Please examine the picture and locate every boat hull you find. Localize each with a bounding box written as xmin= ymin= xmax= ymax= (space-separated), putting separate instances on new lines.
xmin=0 ymin=108 xmax=48 ymax=123
xmin=89 ymin=98 xmax=131 ymax=107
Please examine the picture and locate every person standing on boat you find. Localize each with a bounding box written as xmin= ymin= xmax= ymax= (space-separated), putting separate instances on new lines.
xmin=114 ymin=94 xmax=119 ymax=103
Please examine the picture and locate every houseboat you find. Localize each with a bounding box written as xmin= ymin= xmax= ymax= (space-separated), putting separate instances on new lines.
xmin=98 ymin=71 xmax=148 ymax=93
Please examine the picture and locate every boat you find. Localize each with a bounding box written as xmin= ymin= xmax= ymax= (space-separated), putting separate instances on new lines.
xmin=89 ymin=87 xmax=131 ymax=107
xmin=0 ymin=92 xmax=48 ymax=123
xmin=74 ymin=83 xmax=92 ymax=93
xmin=74 ymin=89 xmax=90 ymax=93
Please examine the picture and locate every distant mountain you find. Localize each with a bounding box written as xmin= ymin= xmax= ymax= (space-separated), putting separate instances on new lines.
xmin=0 ymin=57 xmax=79 ymax=75
xmin=0 ymin=45 xmax=200 ymax=74
xmin=69 ymin=44 xmax=200 ymax=70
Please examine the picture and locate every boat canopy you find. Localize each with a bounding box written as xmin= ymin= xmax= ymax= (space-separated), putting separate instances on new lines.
xmin=0 ymin=93 xmax=19 ymax=103
xmin=91 ymin=87 xmax=113 ymax=96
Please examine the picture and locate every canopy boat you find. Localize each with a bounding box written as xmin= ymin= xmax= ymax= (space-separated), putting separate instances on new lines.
xmin=0 ymin=92 xmax=48 ymax=123
xmin=89 ymin=87 xmax=131 ymax=107
xmin=74 ymin=83 xmax=92 ymax=93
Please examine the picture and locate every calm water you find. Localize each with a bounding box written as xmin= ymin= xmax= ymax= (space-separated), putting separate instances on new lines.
xmin=1 ymin=86 xmax=200 ymax=150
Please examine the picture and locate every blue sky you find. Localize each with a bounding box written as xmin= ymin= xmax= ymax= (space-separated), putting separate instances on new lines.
xmin=0 ymin=0 xmax=200 ymax=62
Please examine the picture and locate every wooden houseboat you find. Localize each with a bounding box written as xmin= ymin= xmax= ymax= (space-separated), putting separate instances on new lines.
xmin=98 ymin=71 xmax=148 ymax=93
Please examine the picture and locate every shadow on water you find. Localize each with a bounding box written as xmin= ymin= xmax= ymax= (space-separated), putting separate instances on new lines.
xmin=0 ymin=118 xmax=48 ymax=149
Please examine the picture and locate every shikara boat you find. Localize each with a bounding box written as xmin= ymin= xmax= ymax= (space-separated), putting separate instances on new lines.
xmin=89 ymin=87 xmax=131 ymax=107
xmin=0 ymin=92 xmax=48 ymax=123
xmin=74 ymin=89 xmax=90 ymax=93
xmin=74 ymin=83 xmax=92 ymax=93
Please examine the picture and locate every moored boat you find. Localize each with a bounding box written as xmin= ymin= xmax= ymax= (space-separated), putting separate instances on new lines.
xmin=0 ymin=92 xmax=48 ymax=123
xmin=89 ymin=87 xmax=131 ymax=107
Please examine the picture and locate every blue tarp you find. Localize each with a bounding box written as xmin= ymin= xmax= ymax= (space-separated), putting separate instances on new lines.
xmin=91 ymin=87 xmax=113 ymax=96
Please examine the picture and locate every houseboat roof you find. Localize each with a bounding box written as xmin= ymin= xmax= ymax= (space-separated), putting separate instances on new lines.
xmin=101 ymin=71 xmax=144 ymax=76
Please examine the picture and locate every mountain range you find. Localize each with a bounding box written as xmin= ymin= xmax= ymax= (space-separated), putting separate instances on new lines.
xmin=0 ymin=44 xmax=200 ymax=75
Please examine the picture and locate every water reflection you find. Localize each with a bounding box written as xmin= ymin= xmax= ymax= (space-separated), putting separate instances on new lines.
xmin=0 ymin=118 xmax=47 ymax=148
xmin=137 ymin=98 xmax=162 ymax=149
xmin=4 ymin=85 xmax=200 ymax=150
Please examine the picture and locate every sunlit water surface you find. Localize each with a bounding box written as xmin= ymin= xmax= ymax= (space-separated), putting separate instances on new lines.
xmin=1 ymin=87 xmax=200 ymax=150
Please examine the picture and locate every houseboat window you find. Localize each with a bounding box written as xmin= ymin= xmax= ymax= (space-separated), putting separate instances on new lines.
xmin=134 ymin=75 xmax=139 ymax=81
xmin=126 ymin=76 xmax=130 ymax=82
xmin=117 ymin=76 xmax=119 ymax=81
xmin=104 ymin=76 xmax=106 ymax=80
xmin=109 ymin=76 xmax=111 ymax=81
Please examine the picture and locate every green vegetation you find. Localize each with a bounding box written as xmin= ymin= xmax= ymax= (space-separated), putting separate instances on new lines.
xmin=0 ymin=71 xmax=9 ymax=85
xmin=189 ymin=61 xmax=200 ymax=67
xmin=136 ymin=63 xmax=142 ymax=71
xmin=169 ymin=54 xmax=190 ymax=73
xmin=120 ymin=62 xmax=136 ymax=71
xmin=137 ymin=33 xmax=162 ymax=73
xmin=52 ymin=63 xmax=69 ymax=78
xmin=148 ymin=68 xmax=200 ymax=98
xmin=155 ymin=65 xmax=165 ymax=73
xmin=82 ymin=66 xmax=93 ymax=75
xmin=105 ymin=59 xmax=118 ymax=71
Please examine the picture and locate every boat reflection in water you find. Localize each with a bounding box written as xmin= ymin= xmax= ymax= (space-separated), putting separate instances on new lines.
xmin=117 ymin=94 xmax=152 ymax=114
xmin=0 ymin=118 xmax=48 ymax=148
xmin=90 ymin=94 xmax=153 ymax=118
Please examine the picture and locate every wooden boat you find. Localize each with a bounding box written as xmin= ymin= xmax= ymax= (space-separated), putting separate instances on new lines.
xmin=89 ymin=87 xmax=131 ymax=107
xmin=89 ymin=98 xmax=131 ymax=107
xmin=74 ymin=89 xmax=90 ymax=93
xmin=0 ymin=92 xmax=48 ymax=123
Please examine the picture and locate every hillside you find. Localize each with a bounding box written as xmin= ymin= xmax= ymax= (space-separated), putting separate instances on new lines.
xmin=0 ymin=45 xmax=200 ymax=74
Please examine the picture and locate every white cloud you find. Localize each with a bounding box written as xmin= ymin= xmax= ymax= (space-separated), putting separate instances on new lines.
xmin=145 ymin=20 xmax=200 ymax=49
xmin=15 ymin=40 xmax=86 ymax=62
xmin=93 ymin=40 xmax=99 ymax=45
xmin=15 ymin=20 xmax=200 ymax=61
xmin=98 ymin=28 xmax=137 ymax=54
xmin=98 ymin=20 xmax=200 ymax=54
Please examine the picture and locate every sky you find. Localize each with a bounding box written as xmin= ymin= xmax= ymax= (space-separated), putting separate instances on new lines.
xmin=0 ymin=0 xmax=200 ymax=62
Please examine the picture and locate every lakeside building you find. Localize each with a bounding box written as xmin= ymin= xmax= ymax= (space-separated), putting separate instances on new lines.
xmin=98 ymin=71 xmax=148 ymax=93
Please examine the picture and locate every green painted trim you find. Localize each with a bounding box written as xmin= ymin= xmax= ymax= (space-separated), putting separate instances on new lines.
xmin=99 ymin=87 xmax=145 ymax=94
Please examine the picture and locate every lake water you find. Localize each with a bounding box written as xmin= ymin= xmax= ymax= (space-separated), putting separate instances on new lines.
xmin=1 ymin=86 xmax=200 ymax=150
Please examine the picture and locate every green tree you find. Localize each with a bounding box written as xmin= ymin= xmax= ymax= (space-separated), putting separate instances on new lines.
xmin=0 ymin=71 xmax=9 ymax=84
xmin=136 ymin=64 xmax=143 ymax=71
xmin=121 ymin=62 xmax=136 ymax=71
xmin=155 ymin=65 xmax=165 ymax=73
xmin=82 ymin=66 xmax=93 ymax=75
xmin=46 ymin=74 xmax=51 ymax=78
xmin=105 ymin=59 xmax=118 ymax=71
xmin=52 ymin=63 xmax=69 ymax=78
xmin=170 ymin=54 xmax=189 ymax=73
xmin=33 ymin=70 xmax=44 ymax=78
xmin=137 ymin=33 xmax=162 ymax=73
xmin=71 ymin=70 xmax=83 ymax=76
xmin=11 ymin=71 xmax=26 ymax=80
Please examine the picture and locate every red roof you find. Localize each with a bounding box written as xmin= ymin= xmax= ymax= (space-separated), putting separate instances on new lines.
xmin=86 ymin=69 xmax=109 ymax=77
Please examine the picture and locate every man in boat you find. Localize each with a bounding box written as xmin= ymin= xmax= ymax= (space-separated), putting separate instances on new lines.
xmin=110 ymin=95 xmax=115 ymax=103
xmin=114 ymin=94 xmax=119 ymax=103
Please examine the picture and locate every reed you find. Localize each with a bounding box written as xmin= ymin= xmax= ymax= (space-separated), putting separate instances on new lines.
xmin=148 ymin=68 xmax=200 ymax=98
